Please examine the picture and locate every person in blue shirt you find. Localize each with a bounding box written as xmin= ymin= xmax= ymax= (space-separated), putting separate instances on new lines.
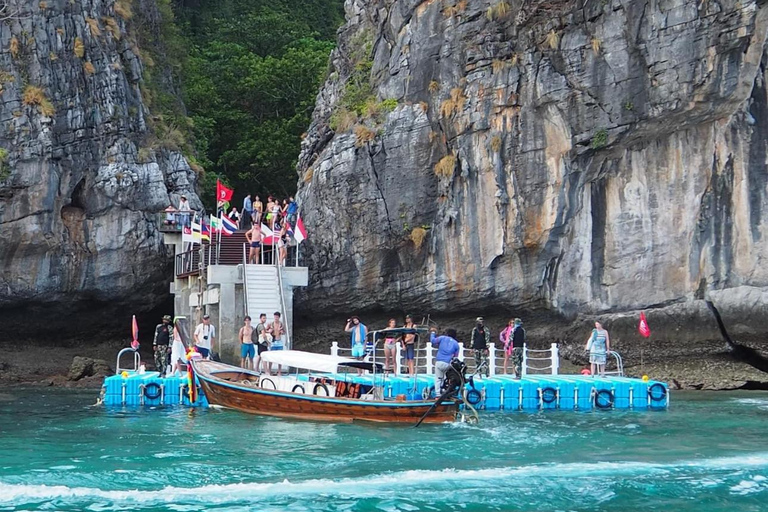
xmin=286 ymin=196 xmax=298 ymax=226
xmin=345 ymin=317 xmax=368 ymax=374
xmin=242 ymin=194 xmax=253 ymax=229
xmin=430 ymin=328 xmax=460 ymax=393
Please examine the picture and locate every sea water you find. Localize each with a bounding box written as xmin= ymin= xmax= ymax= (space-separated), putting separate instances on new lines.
xmin=0 ymin=389 xmax=766 ymax=511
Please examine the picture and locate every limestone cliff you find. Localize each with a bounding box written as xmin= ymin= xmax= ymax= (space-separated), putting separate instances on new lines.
xmin=297 ymin=0 xmax=768 ymax=340
xmin=0 ymin=0 xmax=200 ymax=337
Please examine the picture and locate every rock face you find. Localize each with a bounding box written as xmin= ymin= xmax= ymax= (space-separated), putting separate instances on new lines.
xmin=297 ymin=0 xmax=768 ymax=341
xmin=0 ymin=0 xmax=200 ymax=337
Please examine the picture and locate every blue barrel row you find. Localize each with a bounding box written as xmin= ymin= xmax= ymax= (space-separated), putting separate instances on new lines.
xmin=101 ymin=373 xmax=668 ymax=410
xmin=102 ymin=373 xmax=208 ymax=407
xmin=298 ymin=374 xmax=668 ymax=410
xmin=455 ymin=375 xmax=668 ymax=410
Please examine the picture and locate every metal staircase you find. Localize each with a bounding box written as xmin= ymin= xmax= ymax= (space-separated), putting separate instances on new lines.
xmin=244 ymin=264 xmax=282 ymax=319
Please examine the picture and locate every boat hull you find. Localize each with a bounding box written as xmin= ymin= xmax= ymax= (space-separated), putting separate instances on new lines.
xmin=193 ymin=361 xmax=458 ymax=424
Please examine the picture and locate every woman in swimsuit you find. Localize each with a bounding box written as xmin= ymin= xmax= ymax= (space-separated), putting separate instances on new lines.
xmin=383 ymin=318 xmax=397 ymax=372
xmin=402 ymin=315 xmax=416 ymax=376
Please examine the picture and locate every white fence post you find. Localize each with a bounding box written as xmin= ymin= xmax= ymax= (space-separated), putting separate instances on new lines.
xmin=330 ymin=341 xmax=338 ymax=357
xmin=522 ymin=343 xmax=528 ymax=377
xmin=551 ymin=343 xmax=559 ymax=375
xmin=425 ymin=343 xmax=434 ymax=375
xmin=395 ymin=343 xmax=402 ymax=375
xmin=488 ymin=342 xmax=497 ymax=376
xmin=458 ymin=342 xmax=465 ymax=361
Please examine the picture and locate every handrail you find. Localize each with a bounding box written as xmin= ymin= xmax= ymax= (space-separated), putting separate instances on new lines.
xmin=116 ymin=348 xmax=140 ymax=375
xmin=242 ymin=242 xmax=249 ymax=318
xmin=603 ymin=350 xmax=624 ymax=376
xmin=276 ymin=257 xmax=291 ymax=349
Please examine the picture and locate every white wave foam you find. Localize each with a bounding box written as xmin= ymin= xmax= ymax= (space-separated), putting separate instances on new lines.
xmin=2 ymin=453 xmax=768 ymax=506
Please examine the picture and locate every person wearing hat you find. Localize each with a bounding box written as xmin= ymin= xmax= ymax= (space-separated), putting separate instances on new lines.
xmin=194 ymin=314 xmax=216 ymax=359
xmin=178 ymin=195 xmax=191 ymax=227
xmin=153 ymin=315 xmax=173 ymax=375
xmin=470 ymin=317 xmax=491 ymax=377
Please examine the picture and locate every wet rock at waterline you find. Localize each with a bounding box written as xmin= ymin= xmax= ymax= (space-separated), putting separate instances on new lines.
xmin=0 ymin=0 xmax=201 ymax=338
xmin=296 ymin=0 xmax=768 ymax=345
xmin=67 ymin=356 xmax=112 ymax=381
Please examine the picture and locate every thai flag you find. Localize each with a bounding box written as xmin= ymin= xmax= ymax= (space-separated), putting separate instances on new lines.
xmin=221 ymin=215 xmax=237 ymax=235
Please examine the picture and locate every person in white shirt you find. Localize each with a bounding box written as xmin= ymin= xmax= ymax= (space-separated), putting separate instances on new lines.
xmin=178 ymin=195 xmax=192 ymax=227
xmin=193 ymin=314 xmax=216 ymax=359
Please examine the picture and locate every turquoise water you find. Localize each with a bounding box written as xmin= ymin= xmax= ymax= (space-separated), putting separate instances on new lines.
xmin=0 ymin=389 xmax=767 ymax=511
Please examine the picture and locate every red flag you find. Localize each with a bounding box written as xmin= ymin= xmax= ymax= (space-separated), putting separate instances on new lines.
xmin=216 ymin=180 xmax=233 ymax=203
xmin=294 ymin=214 xmax=307 ymax=244
xmin=638 ymin=311 xmax=651 ymax=338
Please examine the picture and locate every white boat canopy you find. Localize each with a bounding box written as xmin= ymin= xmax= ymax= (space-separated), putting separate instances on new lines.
xmin=259 ymin=350 xmax=383 ymax=373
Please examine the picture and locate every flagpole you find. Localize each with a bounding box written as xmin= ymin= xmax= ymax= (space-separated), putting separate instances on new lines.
xmin=216 ymin=211 xmax=222 ymax=264
xmin=295 ymin=208 xmax=300 ymax=267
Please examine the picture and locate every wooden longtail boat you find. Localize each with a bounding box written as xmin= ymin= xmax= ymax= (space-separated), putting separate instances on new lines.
xmin=192 ymin=351 xmax=459 ymax=424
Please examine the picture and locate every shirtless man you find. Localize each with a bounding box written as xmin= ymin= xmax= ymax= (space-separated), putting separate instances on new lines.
xmin=238 ymin=316 xmax=255 ymax=369
xmin=245 ymin=223 xmax=262 ymax=264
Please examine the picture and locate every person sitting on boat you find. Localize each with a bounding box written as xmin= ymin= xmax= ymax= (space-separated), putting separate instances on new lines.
xmin=267 ymin=312 xmax=284 ymax=375
xmin=239 ymin=316 xmax=255 ymax=370
xmin=402 ymin=315 xmax=416 ymax=376
xmin=430 ymin=327 xmax=460 ymax=393
xmin=345 ymin=316 xmax=368 ymax=374
xmin=585 ymin=321 xmax=611 ymax=377
xmin=470 ymin=317 xmax=490 ymax=377
xmin=153 ymin=315 xmax=172 ymax=376
xmin=193 ymin=314 xmax=216 ymax=359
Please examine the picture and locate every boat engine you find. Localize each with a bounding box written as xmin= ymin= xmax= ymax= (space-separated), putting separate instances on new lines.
xmin=441 ymin=358 xmax=468 ymax=396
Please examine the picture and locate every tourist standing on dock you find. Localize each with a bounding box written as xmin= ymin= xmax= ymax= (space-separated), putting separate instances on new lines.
xmin=402 ymin=315 xmax=416 ymax=376
xmin=153 ymin=315 xmax=172 ymax=376
xmin=471 ymin=317 xmax=490 ymax=377
xmin=194 ymin=314 xmax=216 ymax=359
xmin=267 ymin=312 xmax=285 ymax=375
xmin=500 ymin=318 xmax=525 ymax=377
xmin=239 ymin=316 xmax=255 ymax=370
xmin=253 ymin=195 xmax=263 ymax=224
xmin=242 ymin=194 xmax=253 ymax=229
xmin=245 ymin=223 xmax=262 ymax=264
xmin=383 ymin=318 xmax=397 ymax=372
xmin=254 ymin=313 xmax=269 ymax=372
xmin=346 ymin=316 xmax=368 ymax=375
xmin=585 ymin=321 xmax=611 ymax=376
xmin=178 ymin=195 xmax=191 ymax=227
xmin=286 ymin=196 xmax=298 ymax=227
xmin=430 ymin=328 xmax=460 ymax=393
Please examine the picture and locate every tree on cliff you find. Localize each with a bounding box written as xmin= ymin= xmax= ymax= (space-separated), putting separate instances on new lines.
xmin=171 ymin=0 xmax=343 ymax=208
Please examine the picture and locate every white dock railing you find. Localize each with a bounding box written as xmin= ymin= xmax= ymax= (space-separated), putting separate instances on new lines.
xmin=330 ymin=341 xmax=560 ymax=377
